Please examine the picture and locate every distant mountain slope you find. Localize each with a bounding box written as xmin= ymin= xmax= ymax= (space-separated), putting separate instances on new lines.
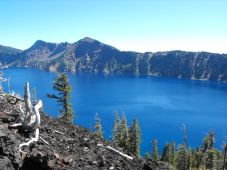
xmin=1 ymin=37 xmax=227 ymax=82
xmin=0 ymin=45 xmax=21 ymax=54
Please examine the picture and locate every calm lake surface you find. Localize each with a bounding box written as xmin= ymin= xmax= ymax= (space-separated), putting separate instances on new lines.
xmin=2 ymin=68 xmax=227 ymax=154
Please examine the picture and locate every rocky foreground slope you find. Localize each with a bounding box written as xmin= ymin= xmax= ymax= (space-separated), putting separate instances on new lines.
xmin=1 ymin=37 xmax=227 ymax=82
xmin=0 ymin=95 xmax=173 ymax=170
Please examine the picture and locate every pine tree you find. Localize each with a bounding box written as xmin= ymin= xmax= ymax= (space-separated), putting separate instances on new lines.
xmin=182 ymin=124 xmax=187 ymax=146
xmin=176 ymin=144 xmax=187 ymax=170
xmin=128 ymin=119 xmax=141 ymax=158
xmin=208 ymin=130 xmax=215 ymax=149
xmin=94 ymin=113 xmax=103 ymax=138
xmin=176 ymin=124 xmax=188 ymax=170
xmin=47 ymin=73 xmax=73 ymax=122
xmin=161 ymin=143 xmax=172 ymax=163
xmin=151 ymin=139 xmax=159 ymax=161
xmin=187 ymin=148 xmax=193 ymax=170
xmin=144 ymin=152 xmax=151 ymax=160
xmin=202 ymin=130 xmax=215 ymax=152
xmin=223 ymin=143 xmax=227 ymax=170
xmin=205 ymin=149 xmax=217 ymax=169
xmin=118 ymin=113 xmax=129 ymax=149
xmin=202 ymin=130 xmax=217 ymax=169
xmin=193 ymin=148 xmax=203 ymax=169
xmin=112 ymin=111 xmax=121 ymax=146
xmin=192 ymin=149 xmax=198 ymax=169
xmin=170 ymin=142 xmax=177 ymax=167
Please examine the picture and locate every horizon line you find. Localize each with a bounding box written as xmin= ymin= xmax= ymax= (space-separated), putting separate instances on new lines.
xmin=1 ymin=37 xmax=227 ymax=55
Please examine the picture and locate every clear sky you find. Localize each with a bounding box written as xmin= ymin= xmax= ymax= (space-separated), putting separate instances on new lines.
xmin=1 ymin=0 xmax=227 ymax=53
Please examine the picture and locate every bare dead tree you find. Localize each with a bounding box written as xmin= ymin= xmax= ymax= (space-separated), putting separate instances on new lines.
xmin=0 ymin=64 xmax=7 ymax=93
xmin=10 ymin=82 xmax=43 ymax=152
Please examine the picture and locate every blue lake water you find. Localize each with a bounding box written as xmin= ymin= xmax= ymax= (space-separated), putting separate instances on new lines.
xmin=2 ymin=68 xmax=227 ymax=155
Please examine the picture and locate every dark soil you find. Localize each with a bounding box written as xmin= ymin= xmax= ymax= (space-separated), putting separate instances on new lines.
xmin=0 ymin=95 xmax=173 ymax=170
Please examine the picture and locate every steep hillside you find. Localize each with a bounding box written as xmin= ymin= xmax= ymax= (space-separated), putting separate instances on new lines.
xmin=1 ymin=37 xmax=227 ymax=82
xmin=0 ymin=94 xmax=173 ymax=170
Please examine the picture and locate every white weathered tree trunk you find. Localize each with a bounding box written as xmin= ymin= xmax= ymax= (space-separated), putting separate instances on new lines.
xmin=24 ymin=82 xmax=33 ymax=119
xmin=10 ymin=82 xmax=42 ymax=152
xmin=0 ymin=65 xmax=7 ymax=93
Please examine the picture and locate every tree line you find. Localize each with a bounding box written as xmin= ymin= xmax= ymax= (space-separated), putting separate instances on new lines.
xmin=95 ymin=112 xmax=227 ymax=169
xmin=144 ymin=129 xmax=227 ymax=170
xmin=48 ymin=73 xmax=227 ymax=169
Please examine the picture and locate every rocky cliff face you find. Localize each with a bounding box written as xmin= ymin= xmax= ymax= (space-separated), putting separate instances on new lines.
xmin=0 ymin=94 xmax=173 ymax=170
xmin=1 ymin=37 xmax=227 ymax=82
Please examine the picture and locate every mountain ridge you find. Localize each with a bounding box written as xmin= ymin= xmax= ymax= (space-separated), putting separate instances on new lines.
xmin=1 ymin=37 xmax=226 ymax=55
xmin=1 ymin=37 xmax=227 ymax=82
xmin=0 ymin=45 xmax=22 ymax=55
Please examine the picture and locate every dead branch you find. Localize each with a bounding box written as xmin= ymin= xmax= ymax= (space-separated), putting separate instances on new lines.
xmin=6 ymin=94 xmax=23 ymax=104
xmin=19 ymin=103 xmax=25 ymax=117
xmin=5 ymin=110 xmax=12 ymax=114
xmin=97 ymin=143 xmax=133 ymax=160
xmin=10 ymin=123 xmax=22 ymax=127
xmin=19 ymin=128 xmax=39 ymax=151
xmin=54 ymin=130 xmax=66 ymax=135
xmin=39 ymin=135 xmax=50 ymax=145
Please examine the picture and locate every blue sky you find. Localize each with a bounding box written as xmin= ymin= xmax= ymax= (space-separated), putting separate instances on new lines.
xmin=1 ymin=0 xmax=227 ymax=53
